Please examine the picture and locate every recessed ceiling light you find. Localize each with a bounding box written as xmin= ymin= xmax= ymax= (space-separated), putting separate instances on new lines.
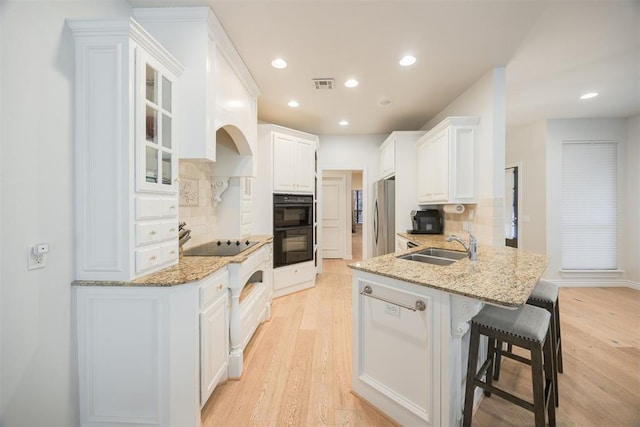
xmin=287 ymin=100 xmax=299 ymax=108
xmin=271 ymin=58 xmax=287 ymax=69
xmin=399 ymin=55 xmax=416 ymax=66
xmin=339 ymin=120 xmax=349 ymax=126
xmin=580 ymin=92 xmax=599 ymax=100
xmin=345 ymin=79 xmax=359 ymax=88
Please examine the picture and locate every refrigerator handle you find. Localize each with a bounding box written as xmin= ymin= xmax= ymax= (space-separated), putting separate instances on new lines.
xmin=373 ymin=200 xmax=379 ymax=244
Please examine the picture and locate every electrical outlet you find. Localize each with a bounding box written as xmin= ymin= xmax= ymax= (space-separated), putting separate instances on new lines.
xmin=28 ymin=246 xmax=47 ymax=270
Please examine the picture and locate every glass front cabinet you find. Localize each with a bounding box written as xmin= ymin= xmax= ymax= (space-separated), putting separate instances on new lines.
xmin=69 ymin=18 xmax=183 ymax=282
xmin=139 ymin=53 xmax=179 ymax=193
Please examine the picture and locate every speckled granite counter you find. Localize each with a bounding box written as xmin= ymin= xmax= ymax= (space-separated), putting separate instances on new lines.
xmin=73 ymin=235 xmax=273 ymax=287
xmin=348 ymin=233 xmax=548 ymax=307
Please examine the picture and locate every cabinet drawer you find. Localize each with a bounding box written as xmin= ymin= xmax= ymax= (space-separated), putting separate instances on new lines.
xmin=136 ymin=198 xmax=163 ymax=220
xmin=273 ymin=261 xmax=316 ymax=291
xmin=199 ymin=269 xmax=230 ymax=309
xmin=135 ymin=197 xmax=178 ymax=220
xmin=162 ymin=199 xmax=178 ymax=218
xmin=161 ymin=241 xmax=179 ymax=263
xmin=136 ymin=222 xmax=162 ymax=245
xmin=135 ymin=246 xmax=162 ymax=273
xmin=161 ymin=220 xmax=179 ymax=240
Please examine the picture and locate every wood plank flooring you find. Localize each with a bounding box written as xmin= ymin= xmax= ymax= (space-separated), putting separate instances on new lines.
xmin=202 ymin=259 xmax=640 ymax=427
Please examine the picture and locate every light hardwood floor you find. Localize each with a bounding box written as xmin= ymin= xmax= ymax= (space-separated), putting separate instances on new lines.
xmin=202 ymin=258 xmax=640 ymax=426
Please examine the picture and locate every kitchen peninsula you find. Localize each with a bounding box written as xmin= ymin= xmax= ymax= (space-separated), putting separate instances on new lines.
xmin=349 ymin=234 xmax=548 ymax=426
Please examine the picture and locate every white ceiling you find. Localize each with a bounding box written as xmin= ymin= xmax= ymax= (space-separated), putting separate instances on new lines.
xmin=129 ymin=0 xmax=640 ymax=135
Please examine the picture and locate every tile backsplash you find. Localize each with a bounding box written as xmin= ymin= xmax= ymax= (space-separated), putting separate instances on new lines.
xmin=178 ymin=160 xmax=217 ymax=248
xmin=442 ymin=199 xmax=504 ymax=246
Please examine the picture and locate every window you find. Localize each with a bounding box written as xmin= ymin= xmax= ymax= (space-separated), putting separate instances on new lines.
xmin=353 ymin=190 xmax=363 ymax=224
xmin=561 ymin=141 xmax=617 ymax=270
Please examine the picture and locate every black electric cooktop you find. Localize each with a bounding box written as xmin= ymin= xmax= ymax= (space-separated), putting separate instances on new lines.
xmin=183 ymin=240 xmax=258 ymax=257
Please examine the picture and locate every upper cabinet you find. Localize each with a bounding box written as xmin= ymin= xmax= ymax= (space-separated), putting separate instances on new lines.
xmin=133 ymin=7 xmax=260 ymax=171
xmin=138 ymin=55 xmax=179 ymax=193
xmin=272 ymin=133 xmax=316 ymax=193
xmin=417 ymin=117 xmax=479 ymax=205
xmin=379 ymin=136 xmax=396 ymax=179
xmin=68 ymin=18 xmax=184 ymax=281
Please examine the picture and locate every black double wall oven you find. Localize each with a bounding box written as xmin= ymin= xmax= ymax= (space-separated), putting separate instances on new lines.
xmin=273 ymin=194 xmax=313 ymax=267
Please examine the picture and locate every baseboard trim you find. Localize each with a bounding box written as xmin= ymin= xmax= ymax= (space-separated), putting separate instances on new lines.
xmin=546 ymin=279 xmax=639 ymax=290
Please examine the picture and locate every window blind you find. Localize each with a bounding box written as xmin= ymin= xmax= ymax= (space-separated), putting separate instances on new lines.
xmin=561 ymin=141 xmax=617 ymax=270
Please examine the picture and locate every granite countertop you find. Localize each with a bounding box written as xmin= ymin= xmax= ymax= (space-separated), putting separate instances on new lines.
xmin=73 ymin=235 xmax=273 ymax=287
xmin=349 ymin=233 xmax=548 ymax=307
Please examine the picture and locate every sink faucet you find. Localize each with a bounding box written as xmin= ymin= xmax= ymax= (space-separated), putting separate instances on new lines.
xmin=447 ymin=233 xmax=478 ymax=261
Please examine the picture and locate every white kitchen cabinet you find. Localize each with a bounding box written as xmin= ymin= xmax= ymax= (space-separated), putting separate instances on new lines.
xmin=351 ymin=270 xmax=486 ymax=427
xmin=199 ymin=269 xmax=230 ymax=407
xmin=417 ymin=117 xmax=479 ymax=205
xmin=73 ymin=282 xmax=201 ymax=427
xmin=384 ymin=131 xmax=427 ymax=235
xmin=273 ymin=132 xmax=316 ymax=194
xmin=379 ymin=136 xmax=395 ymax=179
xmin=133 ymin=7 xmax=260 ymax=170
xmin=353 ymin=276 xmax=442 ymax=426
xmin=69 ymin=18 xmax=183 ymax=281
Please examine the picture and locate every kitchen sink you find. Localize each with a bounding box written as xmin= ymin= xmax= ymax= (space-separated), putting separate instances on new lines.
xmin=397 ymin=247 xmax=467 ymax=266
xmin=397 ymin=254 xmax=457 ymax=266
xmin=417 ymin=248 xmax=468 ymax=260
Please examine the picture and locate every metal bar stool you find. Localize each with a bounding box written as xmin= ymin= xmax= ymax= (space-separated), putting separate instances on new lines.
xmin=462 ymin=304 xmax=556 ymax=427
xmin=494 ymin=279 xmax=563 ymax=406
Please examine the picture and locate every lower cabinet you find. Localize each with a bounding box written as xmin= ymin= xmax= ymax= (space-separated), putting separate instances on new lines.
xmin=199 ymin=269 xmax=230 ymax=407
xmin=272 ymin=260 xmax=316 ymax=298
xmin=73 ymin=283 xmax=201 ymax=427
xmin=73 ymin=267 xmax=233 ymax=427
xmin=352 ymin=276 xmax=441 ymax=426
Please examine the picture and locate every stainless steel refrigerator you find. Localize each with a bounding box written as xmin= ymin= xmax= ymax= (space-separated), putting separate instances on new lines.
xmin=373 ymin=178 xmax=395 ymax=256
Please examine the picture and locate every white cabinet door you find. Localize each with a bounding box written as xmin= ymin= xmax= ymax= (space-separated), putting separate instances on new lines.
xmin=379 ymin=137 xmax=395 ymax=179
xmin=417 ymin=118 xmax=477 ymax=205
xmin=273 ymin=133 xmax=316 ymax=193
xmin=428 ymin=129 xmax=450 ymax=203
xmin=296 ymin=138 xmax=316 ymax=193
xmin=136 ymin=50 xmax=179 ymax=194
xmin=200 ymin=290 xmax=228 ymax=407
xmin=273 ymin=134 xmax=297 ymax=192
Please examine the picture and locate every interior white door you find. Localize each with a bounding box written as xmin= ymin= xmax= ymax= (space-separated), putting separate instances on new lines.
xmin=322 ymin=173 xmax=346 ymax=258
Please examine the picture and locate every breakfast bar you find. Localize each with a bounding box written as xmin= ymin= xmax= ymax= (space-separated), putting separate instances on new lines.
xmin=348 ymin=234 xmax=548 ymax=426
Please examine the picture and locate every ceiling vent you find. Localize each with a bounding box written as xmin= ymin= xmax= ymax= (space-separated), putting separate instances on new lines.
xmin=312 ymin=78 xmax=335 ymax=90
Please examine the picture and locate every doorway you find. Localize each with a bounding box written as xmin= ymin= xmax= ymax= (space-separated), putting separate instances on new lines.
xmin=505 ymin=166 xmax=518 ymax=248
xmin=321 ymin=170 xmax=364 ymax=260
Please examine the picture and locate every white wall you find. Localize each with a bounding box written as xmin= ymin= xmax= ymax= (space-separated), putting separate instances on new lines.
xmin=546 ymin=118 xmax=629 ymax=284
xmin=421 ymin=68 xmax=507 ymax=246
xmin=505 ymin=120 xmax=547 ymax=254
xmin=1 ymin=1 xmax=131 ymax=425
xmin=318 ymin=134 xmax=386 ymax=259
xmin=0 ymin=2 xmax=4 ymax=421
xmin=625 ymin=115 xmax=640 ymax=285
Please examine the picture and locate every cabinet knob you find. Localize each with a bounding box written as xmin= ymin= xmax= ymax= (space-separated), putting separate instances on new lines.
xmin=169 ymin=228 xmax=176 ymax=233
xmin=217 ymin=284 xmax=223 ymax=290
xmin=149 ymin=256 xmax=157 ymax=261
xmin=169 ymin=250 xmax=175 ymax=255
xmin=149 ymin=230 xmax=157 ymax=235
